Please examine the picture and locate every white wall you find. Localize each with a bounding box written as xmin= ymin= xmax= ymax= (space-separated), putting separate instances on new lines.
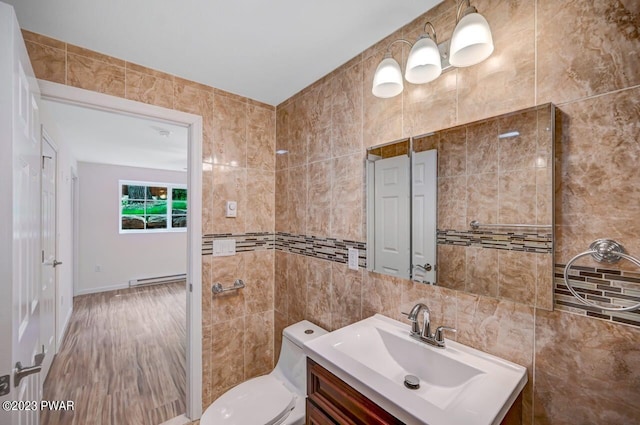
xmin=77 ymin=162 xmax=187 ymax=295
xmin=40 ymin=105 xmax=77 ymax=347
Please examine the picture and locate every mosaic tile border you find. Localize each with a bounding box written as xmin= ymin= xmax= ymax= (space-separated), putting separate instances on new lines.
xmin=202 ymin=228 xmax=552 ymax=261
xmin=202 ymin=232 xmax=275 ymax=255
xmin=275 ymin=232 xmax=367 ymax=267
xmin=554 ymin=264 xmax=640 ymax=328
xmin=201 ymin=232 xmax=368 ymax=267
xmin=437 ymin=229 xmax=553 ymax=253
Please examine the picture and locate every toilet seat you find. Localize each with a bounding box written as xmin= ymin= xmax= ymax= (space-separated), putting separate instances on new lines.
xmin=200 ymin=375 xmax=297 ymax=425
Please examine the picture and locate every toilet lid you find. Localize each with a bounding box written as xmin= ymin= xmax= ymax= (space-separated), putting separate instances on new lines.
xmin=201 ymin=375 xmax=296 ymax=425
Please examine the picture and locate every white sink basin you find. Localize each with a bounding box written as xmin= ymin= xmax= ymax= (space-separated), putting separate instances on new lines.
xmin=304 ymin=314 xmax=527 ymax=425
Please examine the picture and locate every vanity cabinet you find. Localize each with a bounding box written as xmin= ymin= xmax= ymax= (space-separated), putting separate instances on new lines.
xmin=306 ymin=399 xmax=339 ymax=425
xmin=306 ymin=358 xmax=523 ymax=425
xmin=306 ymin=358 xmax=404 ymax=425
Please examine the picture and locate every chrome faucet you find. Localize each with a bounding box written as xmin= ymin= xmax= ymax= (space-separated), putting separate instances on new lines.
xmin=403 ymin=303 xmax=457 ymax=348
xmin=407 ymin=303 xmax=431 ymax=339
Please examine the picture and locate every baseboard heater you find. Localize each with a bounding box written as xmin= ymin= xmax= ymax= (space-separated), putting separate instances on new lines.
xmin=129 ymin=273 xmax=186 ymax=287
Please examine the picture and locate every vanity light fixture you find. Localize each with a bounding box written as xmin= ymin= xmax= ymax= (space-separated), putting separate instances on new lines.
xmin=449 ymin=0 xmax=494 ymax=67
xmin=371 ymin=39 xmax=411 ymax=98
xmin=372 ymin=0 xmax=493 ymax=98
xmin=405 ymin=22 xmax=441 ymax=84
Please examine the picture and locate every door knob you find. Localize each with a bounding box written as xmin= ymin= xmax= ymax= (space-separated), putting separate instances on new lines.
xmin=14 ymin=348 xmax=45 ymax=387
xmin=53 ymin=260 xmax=63 ymax=267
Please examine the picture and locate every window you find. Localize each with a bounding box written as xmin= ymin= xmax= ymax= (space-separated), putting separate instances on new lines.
xmin=120 ymin=180 xmax=187 ymax=233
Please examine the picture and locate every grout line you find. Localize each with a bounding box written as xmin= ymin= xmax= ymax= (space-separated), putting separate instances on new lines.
xmin=244 ymin=102 xmax=248 ymax=177
xmin=531 ymin=306 xmax=537 ymax=425
xmin=533 ymin=0 xmax=538 ymax=106
xmin=556 ymin=83 xmax=640 ymax=107
xmin=455 ymin=68 xmax=459 ymax=124
xmin=329 ymin=94 xmax=334 ymax=238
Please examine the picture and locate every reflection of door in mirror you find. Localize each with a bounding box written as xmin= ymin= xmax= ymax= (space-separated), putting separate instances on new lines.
xmin=366 ymin=104 xmax=555 ymax=310
xmin=366 ymin=140 xmax=410 ymax=279
xmin=411 ymin=150 xmax=437 ymax=284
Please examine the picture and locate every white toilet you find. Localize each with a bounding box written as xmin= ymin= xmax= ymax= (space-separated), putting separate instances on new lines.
xmin=200 ymin=320 xmax=328 ymax=425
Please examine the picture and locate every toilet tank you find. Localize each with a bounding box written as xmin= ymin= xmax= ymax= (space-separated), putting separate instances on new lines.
xmin=275 ymin=320 xmax=327 ymax=393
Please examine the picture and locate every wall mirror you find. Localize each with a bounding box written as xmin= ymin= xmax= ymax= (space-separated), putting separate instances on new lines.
xmin=366 ymin=104 xmax=555 ymax=310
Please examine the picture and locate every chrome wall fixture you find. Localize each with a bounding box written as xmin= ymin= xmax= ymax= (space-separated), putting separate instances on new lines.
xmin=469 ymin=220 xmax=553 ymax=230
xmin=563 ymin=240 xmax=640 ymax=312
xmin=372 ymin=0 xmax=494 ymax=98
xmin=212 ymin=279 xmax=245 ymax=295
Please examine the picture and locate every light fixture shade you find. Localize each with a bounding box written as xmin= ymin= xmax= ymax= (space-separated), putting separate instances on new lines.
xmin=449 ymin=12 xmax=494 ymax=67
xmin=372 ymin=56 xmax=404 ymax=98
xmin=405 ymin=36 xmax=442 ymax=84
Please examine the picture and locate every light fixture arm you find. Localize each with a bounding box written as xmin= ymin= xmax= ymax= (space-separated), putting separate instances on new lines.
xmin=456 ymin=0 xmax=477 ymax=23
xmin=383 ymin=38 xmax=413 ymax=57
xmin=421 ymin=22 xmax=438 ymax=44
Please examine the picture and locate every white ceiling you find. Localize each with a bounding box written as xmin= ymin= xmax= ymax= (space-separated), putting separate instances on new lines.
xmin=9 ymin=0 xmax=440 ymax=105
xmin=42 ymin=99 xmax=188 ymax=171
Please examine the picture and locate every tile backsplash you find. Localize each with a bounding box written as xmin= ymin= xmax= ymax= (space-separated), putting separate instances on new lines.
xmin=555 ymin=264 xmax=640 ymax=327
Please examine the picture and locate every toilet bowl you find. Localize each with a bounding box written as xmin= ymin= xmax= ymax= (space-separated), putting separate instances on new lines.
xmin=200 ymin=320 xmax=328 ymax=425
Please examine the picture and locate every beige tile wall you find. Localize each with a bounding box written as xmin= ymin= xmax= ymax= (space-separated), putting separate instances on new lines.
xmin=22 ymin=29 xmax=277 ymax=410
xmin=275 ymin=0 xmax=640 ymax=424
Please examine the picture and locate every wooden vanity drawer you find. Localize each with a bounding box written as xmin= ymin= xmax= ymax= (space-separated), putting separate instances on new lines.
xmin=306 ymin=358 xmax=404 ymax=425
xmin=306 ymin=398 xmax=337 ymax=425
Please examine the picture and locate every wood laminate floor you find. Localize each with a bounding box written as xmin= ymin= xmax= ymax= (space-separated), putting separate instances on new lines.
xmin=42 ymin=282 xmax=186 ymax=425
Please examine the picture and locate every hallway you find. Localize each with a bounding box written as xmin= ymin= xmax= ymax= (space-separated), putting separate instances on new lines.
xmin=42 ymin=282 xmax=186 ymax=425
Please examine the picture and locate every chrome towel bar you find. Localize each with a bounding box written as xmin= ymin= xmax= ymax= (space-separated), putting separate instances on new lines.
xmin=212 ymin=279 xmax=245 ymax=295
xmin=563 ymin=239 xmax=640 ymax=312
xmin=469 ymin=220 xmax=552 ymax=230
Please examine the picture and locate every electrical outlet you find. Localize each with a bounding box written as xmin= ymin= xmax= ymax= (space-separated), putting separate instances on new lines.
xmin=348 ymin=248 xmax=359 ymax=270
xmin=212 ymin=239 xmax=236 ymax=257
xmin=95 ymin=265 xmax=101 ymax=272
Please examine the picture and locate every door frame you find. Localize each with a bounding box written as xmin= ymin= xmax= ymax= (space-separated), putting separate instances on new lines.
xmin=71 ymin=167 xmax=79 ymax=311
xmin=41 ymin=128 xmax=58 ymax=381
xmin=38 ymin=80 xmax=203 ymax=419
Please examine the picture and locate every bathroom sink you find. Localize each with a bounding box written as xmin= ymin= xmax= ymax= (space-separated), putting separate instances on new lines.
xmin=304 ymin=314 xmax=527 ymax=425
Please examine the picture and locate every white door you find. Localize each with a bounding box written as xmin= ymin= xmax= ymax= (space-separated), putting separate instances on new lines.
xmin=0 ymin=4 xmax=44 ymax=425
xmin=412 ymin=149 xmax=437 ymax=284
xmin=41 ymin=131 xmax=58 ymax=382
xmin=374 ymin=155 xmax=410 ymax=278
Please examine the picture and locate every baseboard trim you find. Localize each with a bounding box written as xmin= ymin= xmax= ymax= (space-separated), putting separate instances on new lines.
xmin=57 ymin=305 xmax=73 ymax=349
xmin=74 ymin=283 xmax=130 ymax=296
